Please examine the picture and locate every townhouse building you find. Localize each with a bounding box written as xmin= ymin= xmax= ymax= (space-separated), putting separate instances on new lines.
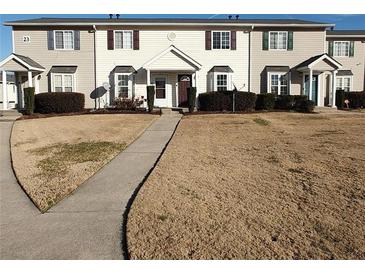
xmin=0 ymin=17 xmax=364 ymax=110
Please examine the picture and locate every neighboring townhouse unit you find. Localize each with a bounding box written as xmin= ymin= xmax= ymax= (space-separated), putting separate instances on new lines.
xmin=326 ymin=30 xmax=365 ymax=95
xmin=0 ymin=17 xmax=364 ymax=111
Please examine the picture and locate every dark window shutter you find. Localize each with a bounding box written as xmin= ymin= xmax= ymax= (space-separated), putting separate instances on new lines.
xmin=349 ymin=41 xmax=355 ymax=57
xmin=287 ymin=31 xmax=293 ymax=50
xmin=262 ymin=31 xmax=269 ymax=50
xmin=328 ymin=41 xmax=333 ymax=56
xmin=231 ymin=31 xmax=236 ymax=50
xmin=47 ymin=30 xmax=54 ymax=50
xmin=74 ymin=30 xmax=80 ymax=50
xmin=205 ymin=31 xmax=211 ymax=50
xmin=133 ymin=30 xmax=139 ymax=50
xmin=107 ymin=30 xmax=114 ymax=50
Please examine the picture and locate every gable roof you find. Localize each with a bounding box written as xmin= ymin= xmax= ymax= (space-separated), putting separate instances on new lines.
xmin=0 ymin=53 xmax=45 ymax=71
xmin=326 ymin=30 xmax=365 ymax=38
xmin=4 ymin=17 xmax=334 ymax=28
xmin=295 ymin=54 xmax=342 ymax=71
xmin=142 ymin=45 xmax=202 ymax=70
xmin=208 ymin=66 xmax=234 ymax=73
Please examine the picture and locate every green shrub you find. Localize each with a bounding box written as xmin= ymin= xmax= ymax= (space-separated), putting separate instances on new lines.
xmin=147 ymin=86 xmax=155 ymax=112
xmin=112 ymin=97 xmax=136 ymax=110
xmin=187 ymin=87 xmax=197 ymax=113
xmin=255 ymin=93 xmax=275 ymax=110
xmin=198 ymin=91 xmax=256 ymax=112
xmin=35 ymin=92 xmax=84 ymax=114
xmin=23 ymin=87 xmax=35 ymax=115
xmin=274 ymin=95 xmax=296 ymax=110
xmin=295 ymin=100 xmax=315 ymax=113
xmin=336 ymin=89 xmax=345 ymax=109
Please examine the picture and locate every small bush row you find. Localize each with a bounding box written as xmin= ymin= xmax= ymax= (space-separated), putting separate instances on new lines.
xmin=35 ymin=92 xmax=85 ymax=114
xmin=198 ymin=91 xmax=257 ymax=112
xmin=198 ymin=91 xmax=314 ymax=113
xmin=336 ymin=90 xmax=365 ymax=109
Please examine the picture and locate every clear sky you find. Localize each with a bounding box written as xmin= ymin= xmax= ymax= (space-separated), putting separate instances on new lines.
xmin=1 ymin=14 xmax=365 ymax=59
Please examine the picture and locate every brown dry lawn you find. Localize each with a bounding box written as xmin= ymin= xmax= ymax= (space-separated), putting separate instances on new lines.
xmin=127 ymin=111 xmax=365 ymax=259
xmin=11 ymin=114 xmax=157 ymax=212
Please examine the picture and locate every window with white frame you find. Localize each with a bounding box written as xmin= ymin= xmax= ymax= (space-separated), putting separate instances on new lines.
xmin=336 ymin=76 xmax=351 ymax=92
xmin=269 ymin=73 xmax=288 ymax=95
xmin=54 ymin=30 xmax=74 ymax=50
xmin=115 ymin=31 xmax=133 ymax=49
xmin=269 ymin=31 xmax=287 ymax=50
xmin=216 ymin=74 xmax=228 ymax=91
xmin=115 ymin=74 xmax=130 ymax=97
xmin=212 ymin=31 xmax=230 ymax=49
xmin=333 ymin=41 xmax=350 ymax=57
xmin=53 ymin=74 xmax=74 ymax=92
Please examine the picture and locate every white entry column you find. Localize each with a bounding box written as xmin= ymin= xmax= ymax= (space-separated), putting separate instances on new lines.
xmin=2 ymin=70 xmax=8 ymax=110
xmin=28 ymin=71 xmax=33 ymax=88
xmin=332 ymin=70 xmax=337 ymax=108
xmin=146 ymin=69 xmax=150 ymax=85
xmin=308 ymin=69 xmax=313 ymax=101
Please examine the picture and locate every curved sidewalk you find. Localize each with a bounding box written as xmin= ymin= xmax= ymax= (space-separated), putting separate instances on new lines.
xmin=0 ymin=113 xmax=181 ymax=259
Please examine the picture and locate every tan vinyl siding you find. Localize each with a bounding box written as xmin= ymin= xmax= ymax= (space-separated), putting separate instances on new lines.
xmin=13 ymin=27 xmax=95 ymax=108
xmin=95 ymin=26 xmax=250 ymax=106
xmin=326 ymin=39 xmax=365 ymax=91
xmin=1 ymin=59 xmax=28 ymax=71
xmin=251 ymin=28 xmax=326 ymax=95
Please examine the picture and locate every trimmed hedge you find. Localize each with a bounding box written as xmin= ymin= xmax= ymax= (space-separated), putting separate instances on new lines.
xmin=23 ymin=87 xmax=35 ymax=115
xmin=112 ymin=97 xmax=137 ymax=110
xmin=295 ymin=100 xmax=315 ymax=113
xmin=35 ymin=92 xmax=84 ymax=114
xmin=187 ymin=87 xmax=197 ymax=113
xmin=147 ymin=86 xmax=155 ymax=112
xmin=274 ymin=95 xmax=308 ymax=110
xmin=198 ymin=91 xmax=256 ymax=112
xmin=336 ymin=90 xmax=365 ymax=109
xmin=255 ymin=93 xmax=275 ymax=110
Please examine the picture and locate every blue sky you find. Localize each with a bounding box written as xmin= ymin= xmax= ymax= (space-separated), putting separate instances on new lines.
xmin=1 ymin=14 xmax=365 ymax=59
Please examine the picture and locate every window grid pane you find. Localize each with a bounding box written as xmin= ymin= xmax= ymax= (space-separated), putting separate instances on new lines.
xmin=117 ymin=75 xmax=129 ymax=97
xmin=115 ymin=32 xmax=123 ymax=49
xmin=216 ymin=74 xmax=228 ymax=91
xmin=221 ymin=32 xmax=230 ymax=49
xmin=55 ymin=31 xmax=64 ymax=49
xmin=344 ymin=77 xmax=351 ymax=92
xmin=123 ymin=31 xmax=133 ymax=49
xmin=270 ymin=32 xmax=287 ymax=50
xmin=334 ymin=41 xmax=349 ymax=57
xmin=212 ymin=32 xmax=221 ymax=49
xmin=336 ymin=78 xmax=343 ymax=90
xmin=63 ymin=31 xmax=73 ymax=49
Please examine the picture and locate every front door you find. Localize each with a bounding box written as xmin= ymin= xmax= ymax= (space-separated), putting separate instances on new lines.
xmin=304 ymin=75 xmax=318 ymax=104
xmin=153 ymin=75 xmax=168 ymax=107
xmin=177 ymin=74 xmax=192 ymax=107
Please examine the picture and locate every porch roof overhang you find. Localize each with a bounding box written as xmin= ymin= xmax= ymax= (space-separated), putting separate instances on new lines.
xmin=295 ymin=53 xmax=342 ymax=72
xmin=337 ymin=70 xmax=353 ymax=76
xmin=208 ymin=66 xmax=234 ymax=73
xmin=0 ymin=53 xmax=45 ymax=72
xmin=49 ymin=66 xmax=77 ymax=74
xmin=265 ymin=66 xmax=290 ymax=73
xmin=141 ymin=45 xmax=202 ymax=71
xmin=113 ymin=66 xmax=137 ymax=74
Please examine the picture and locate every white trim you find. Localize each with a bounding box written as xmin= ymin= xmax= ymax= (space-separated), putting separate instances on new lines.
xmin=114 ymin=30 xmax=133 ymax=50
xmin=151 ymin=74 xmax=170 ymax=107
xmin=213 ymin=72 xmax=232 ymax=91
xmin=327 ymin=34 xmax=365 ymax=38
xmin=142 ymin=45 xmax=202 ymax=70
xmin=2 ymin=70 xmax=8 ymax=110
xmin=267 ymin=71 xmax=289 ymax=95
xmin=302 ymin=72 xmax=321 ymax=106
xmin=12 ymin=30 xmax=15 ymax=53
xmin=211 ymin=30 xmax=231 ymax=50
xmin=0 ymin=54 xmax=45 ymax=72
xmin=269 ymin=31 xmax=288 ymax=50
xmin=51 ymin=73 xmax=76 ymax=92
xmin=54 ymin=30 xmax=75 ymax=50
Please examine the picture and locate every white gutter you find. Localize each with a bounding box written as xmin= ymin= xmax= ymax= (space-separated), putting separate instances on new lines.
xmin=326 ymin=35 xmax=365 ymax=38
xmin=4 ymin=22 xmax=335 ymax=28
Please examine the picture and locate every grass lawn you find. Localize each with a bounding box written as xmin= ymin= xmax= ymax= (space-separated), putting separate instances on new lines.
xmin=127 ymin=111 xmax=365 ymax=259
xmin=11 ymin=114 xmax=157 ymax=212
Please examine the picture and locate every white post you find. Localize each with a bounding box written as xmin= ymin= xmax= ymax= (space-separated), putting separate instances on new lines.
xmin=34 ymin=75 xmax=40 ymax=94
xmin=146 ymin=69 xmax=150 ymax=86
xmin=192 ymin=72 xmax=196 ymax=87
xmin=2 ymin=70 xmax=8 ymax=110
xmin=308 ymin=69 xmax=313 ymax=101
xmin=27 ymin=71 xmax=33 ymax=88
xmin=332 ymin=70 xmax=337 ymax=108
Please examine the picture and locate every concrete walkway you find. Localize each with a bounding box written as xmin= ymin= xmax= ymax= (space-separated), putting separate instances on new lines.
xmin=0 ymin=112 xmax=181 ymax=259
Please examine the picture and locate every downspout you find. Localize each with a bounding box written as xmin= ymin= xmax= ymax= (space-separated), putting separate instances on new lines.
xmin=93 ymin=25 xmax=98 ymax=109
xmin=248 ymin=25 xmax=254 ymax=92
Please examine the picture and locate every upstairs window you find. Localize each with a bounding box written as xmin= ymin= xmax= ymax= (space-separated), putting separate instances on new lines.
xmin=54 ymin=30 xmax=74 ymax=50
xmin=333 ymin=41 xmax=350 ymax=57
xmin=269 ymin=31 xmax=287 ymax=50
xmin=115 ymin=31 xmax=133 ymax=49
xmin=212 ymin=31 xmax=230 ymax=49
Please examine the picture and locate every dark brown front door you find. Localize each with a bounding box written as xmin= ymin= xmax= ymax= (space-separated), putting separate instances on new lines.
xmin=178 ymin=74 xmax=192 ymax=107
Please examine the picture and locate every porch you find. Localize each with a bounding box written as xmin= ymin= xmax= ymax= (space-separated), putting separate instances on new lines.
xmin=0 ymin=54 xmax=45 ymax=110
